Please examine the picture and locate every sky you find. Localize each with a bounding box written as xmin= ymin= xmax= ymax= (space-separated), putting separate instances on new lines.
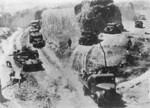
xmin=0 ymin=0 xmax=149 ymax=13
xmin=0 ymin=0 xmax=82 ymax=5
xmin=0 ymin=0 xmax=149 ymax=6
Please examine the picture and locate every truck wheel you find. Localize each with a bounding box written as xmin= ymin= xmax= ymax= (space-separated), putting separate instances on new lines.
xmin=83 ymin=86 xmax=89 ymax=96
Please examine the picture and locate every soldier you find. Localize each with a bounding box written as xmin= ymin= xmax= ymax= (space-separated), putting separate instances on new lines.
xmin=127 ymin=39 xmax=132 ymax=50
xmin=127 ymin=36 xmax=133 ymax=51
xmin=68 ymin=38 xmax=72 ymax=49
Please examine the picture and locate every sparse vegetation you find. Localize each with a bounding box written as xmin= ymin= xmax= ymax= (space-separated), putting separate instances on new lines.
xmin=41 ymin=8 xmax=78 ymax=41
xmin=55 ymin=41 xmax=72 ymax=60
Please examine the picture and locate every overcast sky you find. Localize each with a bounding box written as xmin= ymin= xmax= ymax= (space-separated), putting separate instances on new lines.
xmin=1 ymin=0 xmax=148 ymax=5
xmin=0 ymin=0 xmax=81 ymax=6
xmin=1 ymin=0 xmax=149 ymax=5
xmin=0 ymin=0 xmax=149 ymax=13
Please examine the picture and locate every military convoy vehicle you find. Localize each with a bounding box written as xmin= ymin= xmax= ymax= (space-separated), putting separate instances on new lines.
xmin=79 ymin=73 xmax=116 ymax=107
xmin=79 ymin=35 xmax=98 ymax=45
xmin=79 ymin=32 xmax=98 ymax=45
xmin=29 ymin=32 xmax=45 ymax=48
xmin=139 ymin=15 xmax=146 ymax=20
xmin=9 ymin=46 xmax=43 ymax=72
xmin=29 ymin=27 xmax=40 ymax=34
xmin=29 ymin=20 xmax=45 ymax=48
xmin=103 ymin=23 xmax=124 ymax=34
xmin=30 ymin=20 xmax=42 ymax=30
xmin=78 ymin=41 xmax=117 ymax=107
xmin=135 ymin=20 xmax=143 ymax=28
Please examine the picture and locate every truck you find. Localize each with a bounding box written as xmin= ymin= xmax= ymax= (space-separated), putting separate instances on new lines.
xmin=78 ymin=42 xmax=117 ymax=107
xmin=135 ymin=20 xmax=143 ymax=28
xmin=9 ymin=46 xmax=43 ymax=72
xmin=79 ymin=72 xmax=116 ymax=107
xmin=103 ymin=23 xmax=124 ymax=34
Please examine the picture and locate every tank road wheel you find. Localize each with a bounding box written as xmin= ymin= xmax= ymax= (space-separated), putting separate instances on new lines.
xmin=94 ymin=91 xmax=104 ymax=107
xmin=83 ymin=86 xmax=89 ymax=96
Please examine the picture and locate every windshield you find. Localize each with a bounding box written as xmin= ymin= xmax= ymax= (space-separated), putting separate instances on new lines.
xmin=95 ymin=77 xmax=115 ymax=84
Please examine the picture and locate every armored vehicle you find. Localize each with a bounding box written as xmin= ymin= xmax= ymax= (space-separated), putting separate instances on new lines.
xmin=79 ymin=35 xmax=98 ymax=45
xmin=139 ymin=15 xmax=146 ymax=20
xmin=103 ymin=23 xmax=123 ymax=34
xmin=135 ymin=20 xmax=143 ymax=28
xmin=29 ymin=32 xmax=45 ymax=48
xmin=10 ymin=46 xmax=43 ymax=72
xmin=79 ymin=73 xmax=116 ymax=107
xmin=30 ymin=20 xmax=42 ymax=30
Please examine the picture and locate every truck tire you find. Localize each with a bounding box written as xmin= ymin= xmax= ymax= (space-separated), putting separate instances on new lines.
xmin=83 ymin=86 xmax=89 ymax=96
xmin=94 ymin=91 xmax=104 ymax=107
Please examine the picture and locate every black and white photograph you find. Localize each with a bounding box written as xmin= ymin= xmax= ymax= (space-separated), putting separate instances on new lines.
xmin=0 ymin=0 xmax=150 ymax=108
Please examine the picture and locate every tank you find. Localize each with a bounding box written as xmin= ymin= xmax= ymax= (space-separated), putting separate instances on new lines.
xmin=79 ymin=32 xmax=98 ymax=46
xmin=103 ymin=23 xmax=124 ymax=34
xmin=10 ymin=46 xmax=43 ymax=72
xmin=29 ymin=20 xmax=45 ymax=48
xmin=29 ymin=32 xmax=45 ymax=48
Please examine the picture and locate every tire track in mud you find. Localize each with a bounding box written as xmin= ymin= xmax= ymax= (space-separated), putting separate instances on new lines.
xmin=3 ymin=28 xmax=62 ymax=108
xmin=15 ymin=28 xmax=98 ymax=108
xmin=23 ymin=32 xmax=65 ymax=107
xmin=0 ymin=29 xmax=29 ymax=108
